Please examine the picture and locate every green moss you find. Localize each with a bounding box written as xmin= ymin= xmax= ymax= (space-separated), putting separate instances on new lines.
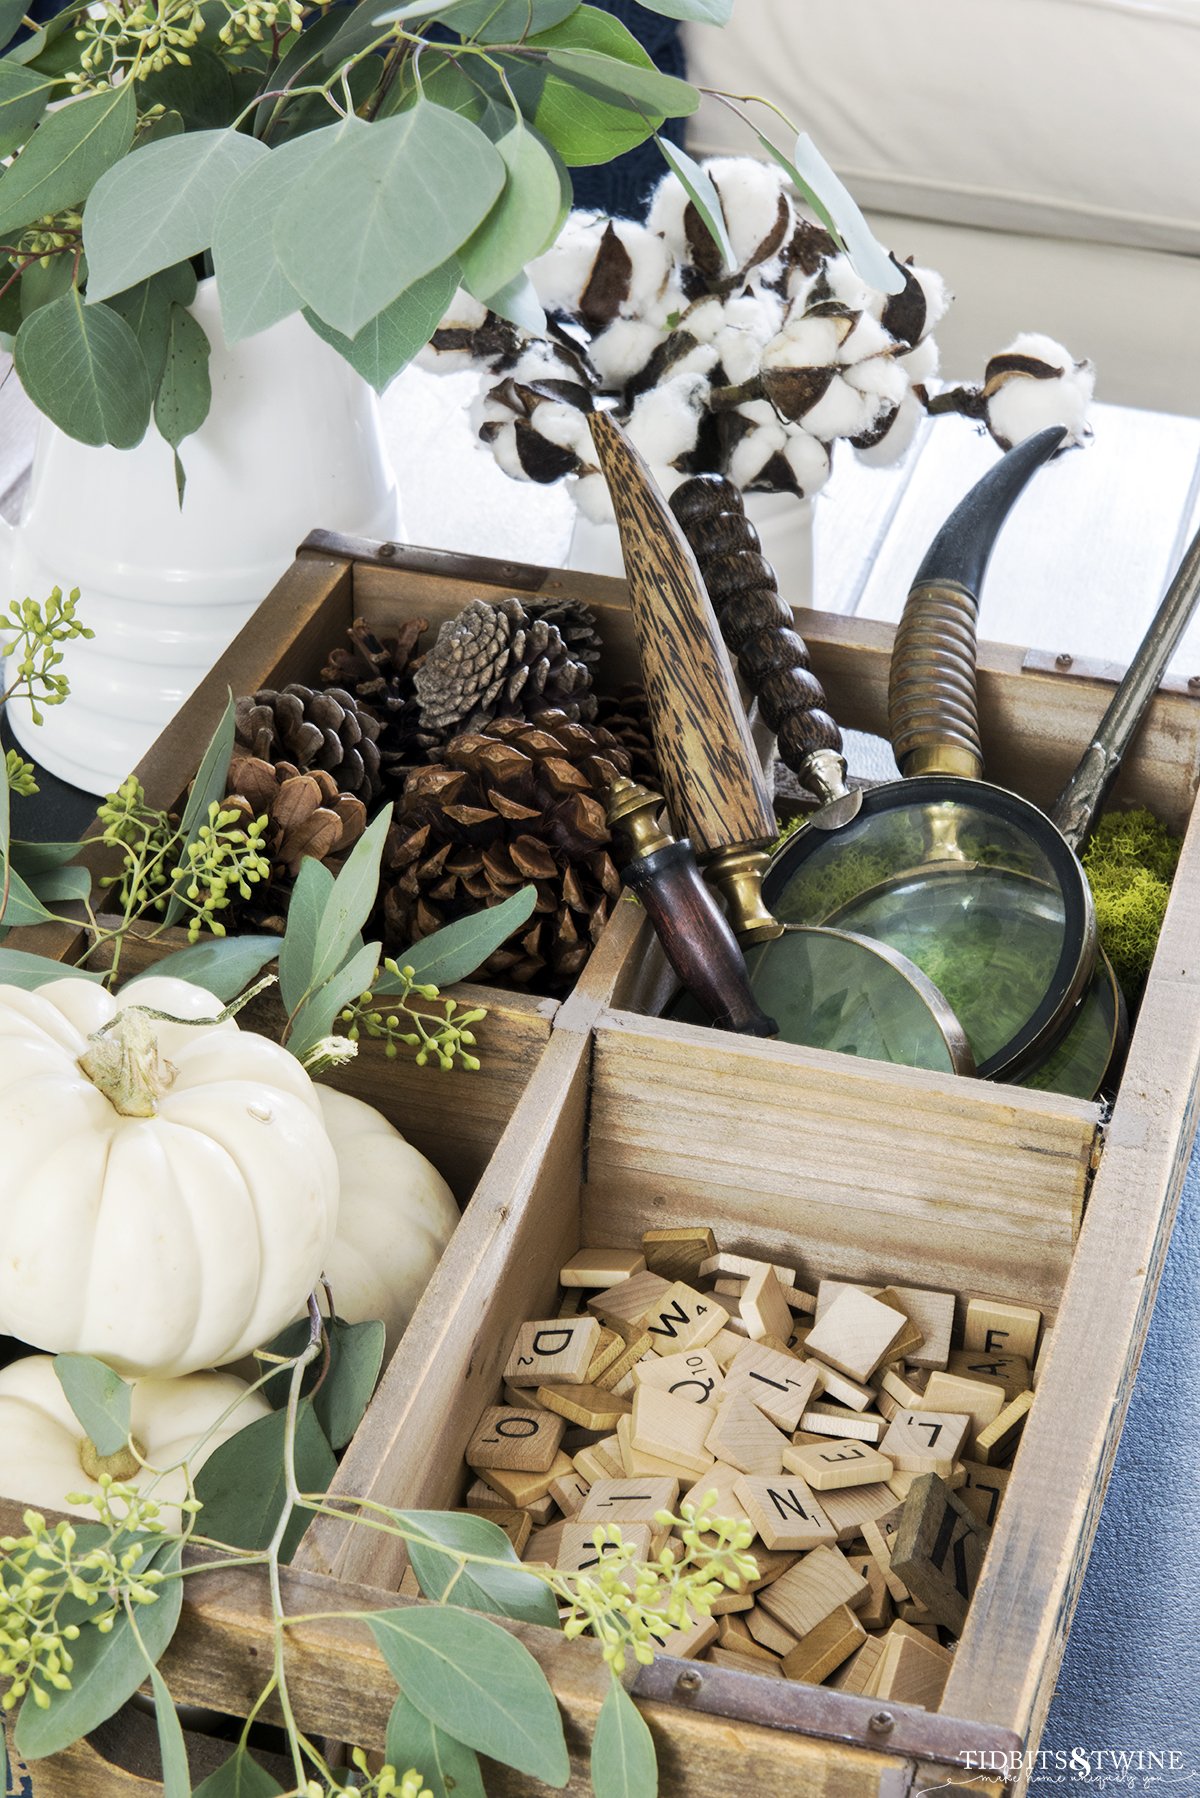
xmin=1081 ymin=805 xmax=1181 ymax=995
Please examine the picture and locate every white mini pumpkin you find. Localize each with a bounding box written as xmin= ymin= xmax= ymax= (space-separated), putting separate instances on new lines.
xmin=0 ymin=1354 xmax=271 ymax=1528
xmin=313 ymin=1087 xmax=459 ymax=1360
xmin=0 ymin=976 xmax=340 ymax=1378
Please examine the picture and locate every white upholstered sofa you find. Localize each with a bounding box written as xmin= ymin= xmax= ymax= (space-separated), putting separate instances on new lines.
xmin=682 ymin=0 xmax=1200 ymax=416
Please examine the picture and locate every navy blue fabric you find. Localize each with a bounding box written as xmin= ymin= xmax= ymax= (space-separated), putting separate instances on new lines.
xmin=569 ymin=2 xmax=685 ymax=220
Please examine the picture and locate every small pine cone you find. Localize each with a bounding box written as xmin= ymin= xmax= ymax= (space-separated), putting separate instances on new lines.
xmin=223 ymin=754 xmax=368 ymax=879
xmin=414 ymin=597 xmax=596 ymax=736
xmin=320 ymin=616 xmax=445 ymax=789
xmin=593 ymin=685 xmax=660 ymax=790
xmin=235 ymin=683 xmax=382 ymax=805
xmin=381 ymin=709 xmax=629 ymax=994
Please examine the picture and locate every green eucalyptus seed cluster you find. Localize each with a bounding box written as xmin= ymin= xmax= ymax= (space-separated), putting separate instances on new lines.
xmin=218 ymin=0 xmax=306 ymax=47
xmin=559 ymin=1500 xmax=759 ymax=1675
xmin=340 ymin=959 xmax=487 ymax=1071
xmin=5 ymin=747 xmax=37 ymax=797
xmin=304 ymin=1755 xmax=432 ymax=1798
xmin=16 ymin=210 xmax=83 ymax=268
xmin=0 ymin=1482 xmax=177 ymax=1714
xmin=72 ymin=0 xmax=205 ymax=84
xmin=174 ymin=802 xmax=272 ymax=942
xmin=97 ymin=780 xmax=271 ymax=941
xmin=1 ymin=586 xmax=93 ymax=725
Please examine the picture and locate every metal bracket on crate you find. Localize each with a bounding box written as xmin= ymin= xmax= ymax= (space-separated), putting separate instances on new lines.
xmin=1022 ymin=646 xmax=1200 ymax=697
xmin=630 ymin=1655 xmax=1027 ymax=1770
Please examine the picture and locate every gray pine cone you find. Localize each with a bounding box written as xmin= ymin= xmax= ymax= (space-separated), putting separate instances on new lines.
xmin=413 ymin=597 xmax=597 ymax=734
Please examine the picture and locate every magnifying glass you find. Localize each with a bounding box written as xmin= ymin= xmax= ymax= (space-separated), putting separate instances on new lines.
xmin=590 ymin=409 xmax=975 ymax=1075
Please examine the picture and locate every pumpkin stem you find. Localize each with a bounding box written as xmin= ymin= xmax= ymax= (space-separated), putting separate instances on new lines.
xmin=78 ymin=1008 xmax=178 ymax=1117
xmin=79 ymin=1436 xmax=145 ymax=1483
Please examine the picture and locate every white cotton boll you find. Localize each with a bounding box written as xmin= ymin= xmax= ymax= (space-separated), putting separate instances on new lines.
xmin=723 ymin=290 xmax=785 ymax=342
xmin=782 ymin=427 xmax=832 ymax=496
xmin=507 ymin=342 xmax=577 ymax=387
xmin=611 ymin=219 xmax=673 ymax=316
xmin=822 ymin=257 xmax=878 ymax=317
xmin=645 ymin=171 xmax=693 ymax=263
xmin=838 ymin=311 xmax=894 ymax=364
xmin=489 ymin=423 xmax=533 ymax=485
xmin=786 ymin=265 xmax=824 ymax=309
xmin=573 ymin=471 xmax=615 ymax=524
xmin=987 ymin=363 xmax=1095 ymax=450
xmin=899 ymin=336 xmax=940 ymax=383
xmin=706 ymin=157 xmax=793 ymax=267
xmin=765 ymin=316 xmax=843 ymax=370
xmin=528 ymin=212 xmax=609 ymax=314
xmin=590 ymin=317 xmax=666 ymax=387
xmin=909 ymin=264 xmax=951 ymax=338
xmin=644 ymin=274 xmax=689 ymax=333
xmin=627 ymin=373 xmax=710 ymax=470
xmin=739 ymin=397 xmax=781 ymax=428
xmin=716 ymin=325 xmax=768 ymax=386
xmin=534 ymin=404 xmax=596 ymax=458
xmin=669 ymin=340 xmax=721 ymax=379
xmin=682 ymin=296 xmax=726 ymax=344
xmin=728 ymin=415 xmax=789 ymax=489
xmin=802 ymin=373 xmax=885 ymax=441
xmin=469 ymin=386 xmax=502 ymax=437
xmin=413 ymin=288 xmax=493 ymax=371
xmin=854 ymin=388 xmax=926 ymax=467
xmin=843 ymin=353 xmax=908 ymax=408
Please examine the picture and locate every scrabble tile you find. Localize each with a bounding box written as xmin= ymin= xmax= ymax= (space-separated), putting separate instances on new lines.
xmin=641 ymin=1281 xmax=726 ymax=1355
xmin=784 ymin=1438 xmax=893 ymax=1491
xmin=630 ymin=1387 xmax=716 ymax=1475
xmin=862 ymin=1505 xmax=911 ymax=1602
xmin=634 ymin=1347 xmax=724 ymax=1407
xmin=879 ymin=1410 xmax=969 ymax=1476
xmin=871 ymin=1288 xmax=926 ymax=1362
xmin=398 ymin=1563 xmax=421 ymax=1597
xmin=964 ymin=1298 xmax=1041 ymax=1361
xmin=557 ymin=1287 xmax=585 ymax=1316
xmin=704 ymin=1390 xmax=789 ymax=1474
xmin=713 ymin=1277 xmax=747 ymax=1295
xmin=502 ymin=1381 xmax=550 ymax=1411
xmin=706 ymin=1646 xmax=785 ymax=1677
xmin=916 ymin=1371 xmax=1006 ymax=1451
xmin=586 ymin=1328 xmax=626 ymax=1384
xmin=744 ymin=1606 xmax=800 ymax=1656
xmin=891 ymin=1472 xmax=991 ymax=1634
xmin=846 ymin=1553 xmax=894 ymax=1631
xmin=817 ymin=1280 xmax=954 ymax=1371
xmin=534 ymin=1383 xmax=632 ymax=1432
xmin=504 ymin=1317 xmax=601 ymax=1387
xmin=588 ymin=1271 xmax=672 ymax=1334
xmin=957 ymin=1460 xmax=1011 ymax=1527
xmin=741 ymin=1545 xmax=800 ymax=1591
xmin=476 ymin=1451 xmax=575 ymax=1510
xmin=780 ymin=1603 xmax=867 ymax=1685
xmin=525 ymin=1493 xmax=556 ymax=1525
xmin=871 ymin=1627 xmax=954 ymax=1708
xmin=874 ymin=1366 xmax=929 ymax=1408
xmin=560 ymin=1248 xmax=647 ymax=1288
xmin=947 ymin=1349 xmax=1031 ymax=1400
xmin=464 ymin=1477 xmax=505 ymax=1508
xmin=466 ymin=1405 xmax=565 ymax=1473
xmin=701 ymin=1252 xmax=797 ymax=1283
xmin=830 ymin=1634 xmax=887 ymax=1694
xmin=593 ymin=1331 xmax=654 ymax=1391
xmin=757 ymin=1545 xmax=869 ymax=1638
xmin=740 ymin=1266 xmax=794 ymax=1343
xmin=973 ymin=1388 xmax=1034 ymax=1465
xmin=724 ymin=1342 xmax=821 ymax=1431
xmin=641 ymin=1227 xmax=716 ymax=1285
xmin=805 ymin=1288 xmax=908 ymax=1382
xmin=801 ymin=1480 xmax=897 ymax=1545
xmin=572 ymin=1436 xmax=624 ymax=1483
xmin=577 ymin=1476 xmax=680 ymax=1525
xmin=812 ymin=1365 xmax=875 ymax=1411
xmin=733 ymin=1474 xmax=836 ymax=1551
xmin=799 ymin=1404 xmax=885 ymax=1444
xmin=524 ymin=1521 xmax=568 ymax=1565
xmin=716 ymin=1613 xmax=778 ymax=1656
xmin=548 ymin=1469 xmax=591 ymax=1517
xmin=655 ymin=1606 xmax=719 ymax=1659
xmin=616 ymin=1412 xmax=697 ymax=1479
xmin=887 ymin=1464 xmax=966 ymax=1502
xmin=709 ymin=1327 xmax=751 ymax=1369
xmin=679 ymin=1462 xmax=751 ymax=1524
xmin=556 ymin=1520 xmax=655 ymax=1574
xmin=785 ymin=1287 xmax=818 ymax=1315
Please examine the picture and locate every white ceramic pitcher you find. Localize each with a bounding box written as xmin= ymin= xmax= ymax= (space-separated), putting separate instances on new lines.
xmin=1 ymin=280 xmax=403 ymax=795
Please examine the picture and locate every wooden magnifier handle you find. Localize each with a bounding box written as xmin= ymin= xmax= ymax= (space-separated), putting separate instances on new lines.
xmin=589 ymin=411 xmax=776 ymax=854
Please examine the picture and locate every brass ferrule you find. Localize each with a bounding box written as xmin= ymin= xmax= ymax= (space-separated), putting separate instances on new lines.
xmin=703 ymin=846 xmax=786 ymax=944
xmin=606 ymin=776 xmax=674 ymax=858
xmin=901 ymin=744 xmax=983 ymax=781
xmin=800 ymin=747 xmax=851 ymax=804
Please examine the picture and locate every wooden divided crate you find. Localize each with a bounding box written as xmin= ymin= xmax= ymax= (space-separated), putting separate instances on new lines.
xmin=6 ymin=531 xmax=1200 ymax=1796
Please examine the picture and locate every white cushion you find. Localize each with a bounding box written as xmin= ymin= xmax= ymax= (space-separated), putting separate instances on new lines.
xmin=683 ymin=0 xmax=1200 ymax=254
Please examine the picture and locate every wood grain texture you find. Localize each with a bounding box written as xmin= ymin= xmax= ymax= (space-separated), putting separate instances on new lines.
xmin=588 ymin=411 xmax=775 ymax=850
xmin=582 ymin=1012 xmax=1097 ymax=1314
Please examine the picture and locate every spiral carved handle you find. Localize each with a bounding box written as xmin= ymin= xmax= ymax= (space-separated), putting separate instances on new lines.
xmin=888 ymin=580 xmax=985 ymax=779
xmin=669 ymin=476 xmax=845 ymax=780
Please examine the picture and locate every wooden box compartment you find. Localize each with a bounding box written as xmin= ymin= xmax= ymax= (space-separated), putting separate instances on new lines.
xmin=11 ymin=532 xmax=1200 ymax=1795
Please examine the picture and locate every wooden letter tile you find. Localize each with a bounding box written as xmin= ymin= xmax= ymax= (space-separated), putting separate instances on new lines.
xmin=477 ymin=1449 xmax=575 ymax=1510
xmin=744 ymin=1606 xmax=800 ymax=1656
xmin=811 ymin=1365 xmax=875 ymax=1411
xmin=757 ymin=1545 xmax=869 ymax=1637
xmin=891 ymin=1472 xmax=991 ymax=1634
xmin=588 ymin=1270 xmax=672 ymax=1333
xmin=783 ymin=1438 xmax=893 ymax=1492
xmin=963 ymin=1297 xmax=1042 ymax=1361
xmin=879 ymin=1409 xmax=969 ymax=1476
xmin=593 ymin=1331 xmax=654 ymax=1391
xmin=846 ymin=1554 xmax=894 ymax=1631
xmin=830 ymin=1634 xmax=887 ymax=1694
xmin=504 ymin=1317 xmax=601 ymax=1387
xmin=802 ymin=1480 xmax=897 ymax=1545
xmin=725 ymin=1342 xmax=821 ymax=1431
xmin=706 ymin=1646 xmax=785 ymax=1677
xmin=739 ymin=1266 xmax=794 ymax=1343
xmin=556 ymin=1520 xmax=654 ymax=1574
xmin=862 ymin=1505 xmax=910 ymax=1601
xmin=799 ymin=1403 xmax=885 ymax=1444
xmin=641 ymin=1281 xmax=726 ymax=1355
xmin=577 ymin=1476 xmax=680 ymax=1525
xmin=534 ymin=1382 xmax=632 ymax=1432
xmin=635 ymin=1347 xmax=724 ymax=1407
xmin=957 ymin=1461 xmax=1011 ymax=1526
xmin=641 ymin=1227 xmax=716 ymax=1285
xmin=947 ymin=1349 xmax=1031 ymax=1400
xmin=466 ymin=1405 xmax=565 ymax=1473
xmin=871 ymin=1289 xmax=925 ymax=1363
xmin=780 ymin=1603 xmax=867 ymax=1685
xmin=560 ymin=1248 xmax=646 ymax=1288
xmin=973 ymin=1388 xmax=1034 ymax=1465
xmin=871 ymin=1627 xmax=954 ymax=1708
xmin=805 ymin=1288 xmax=908 ymax=1382
xmin=733 ymin=1474 xmax=836 ymax=1551
xmin=548 ymin=1469 xmax=591 ymax=1518
xmin=704 ymin=1390 xmax=788 ymax=1474
xmin=630 ymin=1386 xmax=716 ymax=1475
xmin=679 ymin=1462 xmax=750 ymax=1524
xmin=917 ymin=1371 xmax=1005 ymax=1452
xmin=586 ymin=1328 xmax=626 ymax=1384
xmin=572 ymin=1436 xmax=624 ymax=1484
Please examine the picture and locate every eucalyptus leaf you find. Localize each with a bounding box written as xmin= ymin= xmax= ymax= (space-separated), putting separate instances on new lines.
xmin=0 ymin=64 xmax=55 ymax=161
xmin=146 ymin=1664 xmax=191 ymax=1798
xmin=386 ymin=1694 xmax=486 ymax=1798
xmin=191 ymin=1400 xmax=336 ymax=1562
xmin=6 ymin=0 xmax=84 ymax=68
xmin=521 ymin=8 xmax=666 ymax=165
xmin=379 ymin=883 xmax=537 ymax=992
xmin=18 ymin=249 xmax=75 ymax=317
xmin=0 ymin=858 xmax=61 ymax=928
xmin=398 ymin=1509 xmax=559 ymax=1626
xmin=125 ymin=933 xmax=283 ymax=1001
xmin=276 ymin=103 xmax=504 ymax=338
xmin=108 ymin=262 xmax=198 ymax=387
xmin=0 ymin=0 xmax=31 ymax=52
xmin=0 ymin=733 xmax=9 ymax=872
xmin=633 ymin=0 xmax=730 ymax=18
xmin=212 ymin=129 xmax=339 ymax=344
xmin=0 ymin=79 xmax=135 ymax=237
xmin=302 ymin=257 xmax=460 ymax=394
xmin=135 ymin=106 xmax=186 ymax=148
xmin=84 ymin=129 xmax=268 ymax=303
xmin=312 ymin=1317 xmax=384 ymax=1449
xmin=165 ymin=693 xmax=236 ymax=927
xmin=756 ymin=130 xmax=906 ymax=296
xmin=193 ymin=1751 xmax=285 ymax=1797
xmin=0 ymin=946 xmax=103 ymax=988
xmin=277 ymin=854 xmax=335 ymax=1014
xmin=17 ymin=861 xmax=90 ymax=904
xmin=383 ymin=50 xmax=489 ymax=123
xmin=285 ymin=935 xmax=379 ymax=1063
xmin=366 ymin=1607 xmax=570 ymax=1786
xmin=591 ymin=1677 xmax=657 ymax=1798
xmin=6 ymin=837 xmax=90 ymax=872
xmin=443 ymin=0 xmax=580 ymax=37
xmin=154 ymin=300 xmax=212 ymax=476
xmin=655 ymin=134 xmax=733 ymax=271
xmin=543 ymin=47 xmax=696 ymax=116
xmin=138 ymin=43 xmax=234 ymax=131
xmin=14 ymin=288 xmax=151 ymax=447
xmin=251 ymin=5 xmax=347 ymax=136
xmin=14 ymin=1538 xmax=183 ymax=1761
xmin=309 ymin=804 xmax=392 ymax=994
xmin=481 ymin=270 xmax=546 ymax=332
xmin=52 ymin=1354 xmax=131 ymax=1457
xmin=459 ymin=121 xmax=564 ymax=301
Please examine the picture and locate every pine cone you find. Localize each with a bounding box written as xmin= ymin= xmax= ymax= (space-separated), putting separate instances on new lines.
xmin=381 ymin=710 xmax=630 ymax=993
xmin=522 ymin=597 xmax=603 ymax=667
xmin=223 ymin=754 xmax=368 ymax=880
xmin=593 ymin=685 xmax=660 ymax=790
xmin=413 ymin=598 xmax=597 ymax=736
xmin=234 ymin=683 xmax=382 ymax=805
xmin=320 ymin=617 xmax=444 ymax=789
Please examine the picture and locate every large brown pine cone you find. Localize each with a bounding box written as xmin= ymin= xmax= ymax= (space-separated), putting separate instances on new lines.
xmin=320 ymin=617 xmax=444 ymax=789
xmin=223 ymin=754 xmax=368 ymax=880
xmin=381 ymin=710 xmax=630 ymax=992
xmin=413 ymin=598 xmax=597 ymax=736
xmin=234 ymin=683 xmax=382 ymax=805
xmin=593 ymin=684 xmax=660 ymax=790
